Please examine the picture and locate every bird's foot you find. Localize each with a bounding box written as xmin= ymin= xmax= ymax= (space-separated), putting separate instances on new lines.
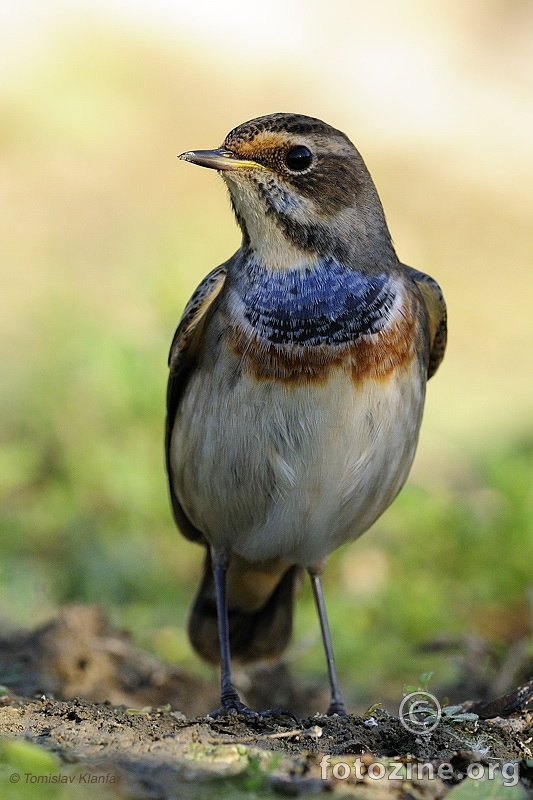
xmin=208 ymin=697 xmax=256 ymax=719
xmin=209 ymin=694 xmax=297 ymax=721
xmin=326 ymin=699 xmax=347 ymax=716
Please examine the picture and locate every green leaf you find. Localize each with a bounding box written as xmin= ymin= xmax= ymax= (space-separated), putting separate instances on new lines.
xmin=442 ymin=705 xmax=464 ymax=715
xmin=418 ymin=671 xmax=434 ymax=690
xmin=364 ymin=702 xmax=382 ymax=717
xmin=0 ymin=739 xmax=58 ymax=773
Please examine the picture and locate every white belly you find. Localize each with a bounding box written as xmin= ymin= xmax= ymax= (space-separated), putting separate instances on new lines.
xmin=170 ymin=361 xmax=425 ymax=568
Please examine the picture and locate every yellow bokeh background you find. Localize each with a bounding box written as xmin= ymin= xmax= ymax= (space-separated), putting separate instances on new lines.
xmin=3 ymin=1 xmax=533 ymax=449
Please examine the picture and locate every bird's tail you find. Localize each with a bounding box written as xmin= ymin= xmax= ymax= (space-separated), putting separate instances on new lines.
xmin=188 ymin=551 xmax=302 ymax=665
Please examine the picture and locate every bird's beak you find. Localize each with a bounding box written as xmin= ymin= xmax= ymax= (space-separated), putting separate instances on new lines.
xmin=178 ymin=148 xmax=264 ymax=171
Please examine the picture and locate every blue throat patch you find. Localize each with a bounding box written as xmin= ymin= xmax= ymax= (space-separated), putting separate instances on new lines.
xmin=238 ymin=259 xmax=396 ymax=346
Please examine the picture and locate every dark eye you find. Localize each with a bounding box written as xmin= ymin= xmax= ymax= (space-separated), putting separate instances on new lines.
xmin=285 ymin=145 xmax=312 ymax=171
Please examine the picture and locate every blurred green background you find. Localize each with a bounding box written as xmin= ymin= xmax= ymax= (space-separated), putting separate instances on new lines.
xmin=1 ymin=0 xmax=532 ymax=710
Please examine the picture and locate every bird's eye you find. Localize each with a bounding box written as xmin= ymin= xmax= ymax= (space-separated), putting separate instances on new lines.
xmin=285 ymin=145 xmax=312 ymax=172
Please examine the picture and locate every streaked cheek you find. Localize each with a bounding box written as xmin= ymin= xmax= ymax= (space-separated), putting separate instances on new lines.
xmin=259 ymin=177 xmax=308 ymax=217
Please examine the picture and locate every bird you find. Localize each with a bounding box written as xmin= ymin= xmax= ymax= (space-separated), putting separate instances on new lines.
xmin=166 ymin=113 xmax=446 ymax=717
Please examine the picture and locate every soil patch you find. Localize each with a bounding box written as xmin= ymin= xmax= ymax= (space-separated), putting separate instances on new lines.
xmin=0 ymin=606 xmax=532 ymax=798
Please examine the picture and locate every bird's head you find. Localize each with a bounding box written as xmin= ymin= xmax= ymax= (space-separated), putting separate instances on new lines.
xmin=179 ymin=113 xmax=396 ymax=270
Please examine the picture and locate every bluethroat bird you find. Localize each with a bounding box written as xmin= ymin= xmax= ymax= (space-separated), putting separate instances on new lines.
xmin=166 ymin=113 xmax=446 ymax=717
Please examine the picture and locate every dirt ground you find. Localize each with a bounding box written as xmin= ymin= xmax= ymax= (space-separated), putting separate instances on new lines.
xmin=0 ymin=606 xmax=532 ymax=798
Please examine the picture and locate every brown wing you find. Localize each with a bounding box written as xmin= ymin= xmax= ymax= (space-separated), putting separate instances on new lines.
xmin=165 ymin=263 xmax=227 ymax=541
xmin=403 ymin=265 xmax=447 ymax=379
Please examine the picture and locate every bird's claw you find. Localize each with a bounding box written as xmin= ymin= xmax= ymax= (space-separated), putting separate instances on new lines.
xmin=209 ymin=699 xmax=298 ymax=722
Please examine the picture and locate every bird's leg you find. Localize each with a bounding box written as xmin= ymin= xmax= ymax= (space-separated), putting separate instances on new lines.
xmin=309 ymin=565 xmax=347 ymax=716
xmin=209 ymin=548 xmax=251 ymax=716
xmin=209 ymin=547 xmax=298 ymax=721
